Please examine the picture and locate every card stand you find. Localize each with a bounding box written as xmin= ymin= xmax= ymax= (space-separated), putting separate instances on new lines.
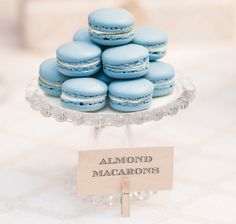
xmin=121 ymin=178 xmax=130 ymax=217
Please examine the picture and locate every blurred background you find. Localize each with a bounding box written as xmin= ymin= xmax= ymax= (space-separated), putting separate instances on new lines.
xmin=0 ymin=0 xmax=236 ymax=224
xmin=0 ymin=0 xmax=235 ymax=99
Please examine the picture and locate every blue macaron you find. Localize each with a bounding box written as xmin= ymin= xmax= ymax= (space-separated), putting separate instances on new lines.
xmin=145 ymin=61 xmax=175 ymax=97
xmin=61 ymin=77 xmax=108 ymax=111
xmin=93 ymin=70 xmax=114 ymax=85
xmin=88 ymin=8 xmax=134 ymax=46
xmin=56 ymin=41 xmax=101 ymax=77
xmin=38 ymin=58 xmax=69 ymax=96
xmin=73 ymin=28 xmax=108 ymax=51
xmin=109 ymin=78 xmax=154 ymax=112
xmin=73 ymin=27 xmax=92 ymax=43
xmin=133 ymin=27 xmax=168 ymax=61
xmin=102 ymin=44 xmax=149 ymax=79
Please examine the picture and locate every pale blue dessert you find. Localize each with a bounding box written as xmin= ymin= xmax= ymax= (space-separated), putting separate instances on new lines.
xmin=73 ymin=27 xmax=91 ymax=43
xmin=145 ymin=61 xmax=175 ymax=97
xmin=93 ymin=70 xmax=114 ymax=84
xmin=88 ymin=8 xmax=134 ymax=46
xmin=102 ymin=44 xmax=149 ymax=79
xmin=109 ymin=78 xmax=154 ymax=112
xmin=61 ymin=78 xmax=107 ymax=111
xmin=56 ymin=42 xmax=101 ymax=77
xmin=38 ymin=58 xmax=69 ymax=96
xmin=133 ymin=27 xmax=168 ymax=61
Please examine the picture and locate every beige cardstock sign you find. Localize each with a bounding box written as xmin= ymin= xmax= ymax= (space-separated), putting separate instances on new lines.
xmin=77 ymin=147 xmax=174 ymax=195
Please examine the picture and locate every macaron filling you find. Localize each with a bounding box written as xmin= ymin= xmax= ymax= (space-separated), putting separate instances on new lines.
xmin=153 ymin=78 xmax=175 ymax=89
xmin=89 ymin=24 xmax=134 ymax=40
xmin=61 ymin=92 xmax=106 ymax=105
xmin=57 ymin=57 xmax=101 ymax=72
xmin=61 ymin=92 xmax=106 ymax=106
xmin=109 ymin=93 xmax=152 ymax=106
xmin=38 ymin=76 xmax=62 ymax=89
xmin=146 ymin=44 xmax=167 ymax=54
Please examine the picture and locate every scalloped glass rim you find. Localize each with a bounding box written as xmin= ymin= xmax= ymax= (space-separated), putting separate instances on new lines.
xmin=25 ymin=76 xmax=195 ymax=127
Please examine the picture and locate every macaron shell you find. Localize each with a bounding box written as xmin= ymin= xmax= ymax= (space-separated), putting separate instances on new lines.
xmin=61 ymin=100 xmax=106 ymax=112
xmin=88 ymin=8 xmax=134 ymax=29
xmin=73 ymin=28 xmax=110 ymax=50
xmin=56 ymin=42 xmax=101 ymax=62
xmin=90 ymin=36 xmax=134 ymax=47
xmin=102 ymin=44 xmax=148 ymax=65
xmin=149 ymin=51 xmax=166 ymax=61
xmin=153 ymin=84 xmax=175 ymax=97
xmin=88 ymin=8 xmax=134 ymax=46
xmin=39 ymin=58 xmax=69 ymax=97
xmin=57 ymin=66 xmax=100 ymax=77
xmin=93 ymin=70 xmax=114 ymax=84
xmin=109 ymin=78 xmax=153 ymax=112
xmin=145 ymin=61 xmax=175 ymax=81
xmin=73 ymin=27 xmax=91 ymax=42
xmin=110 ymin=100 xmax=152 ymax=112
xmin=145 ymin=61 xmax=175 ymax=97
xmin=109 ymin=78 xmax=154 ymax=98
xmin=38 ymin=79 xmax=62 ymax=97
xmin=133 ymin=27 xmax=168 ymax=45
xmin=103 ymin=68 xmax=148 ymax=79
xmin=39 ymin=58 xmax=68 ymax=83
xmin=62 ymin=77 xmax=107 ymax=96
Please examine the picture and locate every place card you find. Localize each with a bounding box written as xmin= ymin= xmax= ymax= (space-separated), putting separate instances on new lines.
xmin=77 ymin=147 xmax=174 ymax=195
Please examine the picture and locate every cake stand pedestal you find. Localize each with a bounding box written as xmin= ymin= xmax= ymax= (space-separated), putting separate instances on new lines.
xmin=25 ymin=76 xmax=195 ymax=205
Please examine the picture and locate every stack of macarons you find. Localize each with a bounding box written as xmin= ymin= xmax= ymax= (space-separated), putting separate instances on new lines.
xmin=38 ymin=8 xmax=175 ymax=112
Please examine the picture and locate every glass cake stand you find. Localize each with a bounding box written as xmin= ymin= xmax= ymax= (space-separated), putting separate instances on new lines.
xmin=25 ymin=76 xmax=195 ymax=205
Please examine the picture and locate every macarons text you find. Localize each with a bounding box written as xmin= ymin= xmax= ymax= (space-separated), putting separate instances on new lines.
xmin=92 ymin=155 xmax=160 ymax=177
